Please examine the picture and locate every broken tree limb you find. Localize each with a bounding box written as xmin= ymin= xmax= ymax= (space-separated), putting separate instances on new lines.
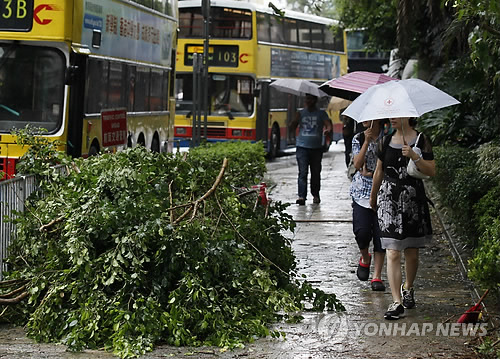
xmin=0 ymin=279 xmax=29 ymax=289
xmin=39 ymin=215 xmax=65 ymax=232
xmin=0 ymin=285 xmax=26 ymax=299
xmin=173 ymin=158 xmax=228 ymax=225
xmin=0 ymin=291 xmax=28 ymax=304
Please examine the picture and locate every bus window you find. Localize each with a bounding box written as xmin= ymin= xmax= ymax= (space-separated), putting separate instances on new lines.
xmin=310 ymin=23 xmax=323 ymax=49
xmin=150 ymin=68 xmax=163 ymax=111
xmin=0 ymin=45 xmax=64 ymax=133
xmin=130 ymin=0 xmax=175 ymax=16
xmin=162 ymin=70 xmax=170 ymax=110
xmin=175 ymin=74 xmax=254 ymax=116
xmin=180 ymin=6 xmax=252 ymax=39
xmin=153 ymin=0 xmax=174 ymax=16
xmin=108 ymin=62 xmax=125 ymax=108
xmin=284 ymin=18 xmax=298 ymax=45
xmin=127 ymin=66 xmax=136 ymax=112
xmin=86 ymin=59 xmax=109 ymax=114
xmin=179 ymin=8 xmax=203 ymax=38
xmin=211 ymin=7 xmax=252 ymax=39
xmin=297 ymin=20 xmax=311 ymax=47
xmin=269 ymin=87 xmax=288 ymax=110
xmin=257 ymin=12 xmax=270 ymax=42
xmin=175 ymin=74 xmax=193 ymax=114
xmin=135 ymin=67 xmax=150 ymax=112
xmin=270 ymin=15 xmax=285 ymax=44
xmin=333 ymin=27 xmax=345 ymax=52
xmin=34 ymin=53 xmax=64 ymax=127
xmin=210 ymin=74 xmax=254 ymax=116
xmin=324 ymin=26 xmax=335 ymax=51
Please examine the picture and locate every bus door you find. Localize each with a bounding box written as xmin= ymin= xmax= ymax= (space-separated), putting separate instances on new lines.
xmin=255 ymin=81 xmax=269 ymax=144
xmin=66 ymin=52 xmax=87 ymax=158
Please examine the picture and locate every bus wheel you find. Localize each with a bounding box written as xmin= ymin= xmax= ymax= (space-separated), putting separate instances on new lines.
xmin=269 ymin=126 xmax=280 ymax=159
xmin=151 ymin=135 xmax=160 ymax=153
xmin=88 ymin=141 xmax=100 ymax=156
xmin=137 ymin=134 xmax=146 ymax=147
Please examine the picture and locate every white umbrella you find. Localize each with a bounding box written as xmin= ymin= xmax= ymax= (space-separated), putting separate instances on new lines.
xmin=270 ymin=78 xmax=328 ymax=97
xmin=343 ymin=78 xmax=460 ymax=122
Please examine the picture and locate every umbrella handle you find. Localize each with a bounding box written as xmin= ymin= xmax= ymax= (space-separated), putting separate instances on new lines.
xmin=401 ymin=120 xmax=406 ymax=145
xmin=477 ymin=289 xmax=490 ymax=305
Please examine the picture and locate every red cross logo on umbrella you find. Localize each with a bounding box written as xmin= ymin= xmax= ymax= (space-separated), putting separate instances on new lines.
xmin=384 ymin=98 xmax=394 ymax=106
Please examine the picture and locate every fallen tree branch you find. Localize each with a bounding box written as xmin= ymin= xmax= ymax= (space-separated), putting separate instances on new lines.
xmin=215 ymin=195 xmax=288 ymax=276
xmin=39 ymin=215 xmax=65 ymax=232
xmin=0 ymin=285 xmax=26 ymax=298
xmin=169 ymin=180 xmax=174 ymax=225
xmin=0 ymin=279 xmax=29 ymax=288
xmin=173 ymin=158 xmax=228 ymax=225
xmin=0 ymin=291 xmax=28 ymax=304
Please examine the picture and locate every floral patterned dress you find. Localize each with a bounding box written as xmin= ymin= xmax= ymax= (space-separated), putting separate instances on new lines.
xmin=376 ymin=132 xmax=433 ymax=250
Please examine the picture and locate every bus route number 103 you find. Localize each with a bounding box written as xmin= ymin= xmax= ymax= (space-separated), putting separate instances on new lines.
xmin=211 ymin=46 xmax=238 ymax=67
xmin=1 ymin=0 xmax=34 ymax=32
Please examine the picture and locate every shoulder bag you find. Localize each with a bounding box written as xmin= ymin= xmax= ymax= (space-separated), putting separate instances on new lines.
xmin=407 ymin=133 xmax=430 ymax=180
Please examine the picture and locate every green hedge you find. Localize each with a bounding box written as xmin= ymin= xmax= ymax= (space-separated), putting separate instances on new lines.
xmin=433 ymin=146 xmax=487 ymax=241
xmin=433 ymin=141 xmax=500 ymax=290
xmin=469 ymin=219 xmax=500 ymax=291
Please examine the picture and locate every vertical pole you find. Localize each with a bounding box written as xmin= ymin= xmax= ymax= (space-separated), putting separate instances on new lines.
xmin=191 ymin=54 xmax=199 ymax=147
xmin=202 ymin=0 xmax=210 ymax=140
xmin=196 ymin=56 xmax=203 ymax=146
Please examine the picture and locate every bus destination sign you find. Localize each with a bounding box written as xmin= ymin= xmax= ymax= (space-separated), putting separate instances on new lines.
xmin=0 ymin=0 xmax=34 ymax=31
xmin=185 ymin=45 xmax=239 ymax=67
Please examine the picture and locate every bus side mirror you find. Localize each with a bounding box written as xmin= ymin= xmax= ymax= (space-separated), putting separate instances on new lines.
xmin=253 ymin=88 xmax=260 ymax=97
xmin=65 ymin=65 xmax=79 ymax=85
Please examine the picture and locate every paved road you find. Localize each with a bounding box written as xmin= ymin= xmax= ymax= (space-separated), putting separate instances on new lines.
xmin=0 ymin=143 xmax=481 ymax=358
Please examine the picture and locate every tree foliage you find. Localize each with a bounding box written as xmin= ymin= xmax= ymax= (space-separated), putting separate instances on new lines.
xmin=334 ymin=0 xmax=397 ymax=52
xmin=1 ymin=141 xmax=343 ymax=358
xmin=287 ymin=0 xmax=337 ymax=17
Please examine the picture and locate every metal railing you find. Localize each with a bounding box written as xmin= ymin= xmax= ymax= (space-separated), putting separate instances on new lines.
xmin=0 ymin=174 xmax=38 ymax=280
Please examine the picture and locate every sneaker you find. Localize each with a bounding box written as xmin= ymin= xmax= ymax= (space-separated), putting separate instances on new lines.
xmin=313 ymin=196 xmax=321 ymax=204
xmin=356 ymin=254 xmax=371 ymax=281
xmin=370 ymin=278 xmax=385 ymax=291
xmin=296 ymin=198 xmax=305 ymax=205
xmin=401 ymin=285 xmax=415 ymax=309
xmin=384 ymin=302 xmax=405 ymax=320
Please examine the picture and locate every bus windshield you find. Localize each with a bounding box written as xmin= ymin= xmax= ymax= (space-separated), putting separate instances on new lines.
xmin=176 ymin=74 xmax=254 ymax=116
xmin=0 ymin=44 xmax=65 ymax=133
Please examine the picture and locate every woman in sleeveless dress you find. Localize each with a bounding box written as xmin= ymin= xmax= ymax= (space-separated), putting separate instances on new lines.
xmin=369 ymin=117 xmax=435 ymax=320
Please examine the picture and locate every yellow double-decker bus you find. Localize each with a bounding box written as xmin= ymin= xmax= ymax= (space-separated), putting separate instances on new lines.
xmin=174 ymin=0 xmax=347 ymax=157
xmin=0 ymin=0 xmax=178 ymax=178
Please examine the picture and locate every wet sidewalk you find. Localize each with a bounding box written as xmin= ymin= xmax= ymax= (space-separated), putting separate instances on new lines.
xmin=251 ymin=142 xmax=480 ymax=359
xmin=0 ymin=143 xmax=480 ymax=358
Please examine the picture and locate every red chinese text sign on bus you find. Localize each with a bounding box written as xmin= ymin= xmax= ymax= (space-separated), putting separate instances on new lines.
xmin=101 ymin=109 xmax=128 ymax=147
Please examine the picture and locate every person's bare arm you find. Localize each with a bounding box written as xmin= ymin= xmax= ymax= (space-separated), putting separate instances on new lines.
xmin=369 ymin=159 xmax=384 ymax=211
xmin=353 ymin=128 xmax=373 ymax=171
xmin=323 ymin=118 xmax=333 ymax=132
xmin=290 ymin=112 xmax=300 ymax=132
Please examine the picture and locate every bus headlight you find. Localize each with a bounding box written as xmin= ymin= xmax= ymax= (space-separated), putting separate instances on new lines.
xmin=176 ymin=127 xmax=187 ymax=135
xmin=232 ymin=129 xmax=242 ymax=137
